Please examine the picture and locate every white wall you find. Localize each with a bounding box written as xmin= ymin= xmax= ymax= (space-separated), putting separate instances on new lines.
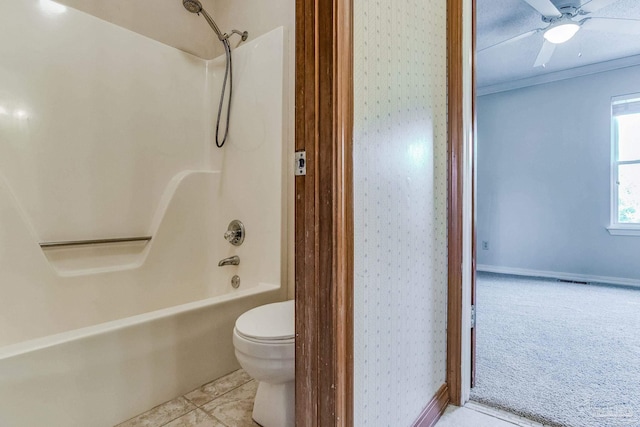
xmin=353 ymin=0 xmax=449 ymax=424
xmin=477 ymin=65 xmax=640 ymax=283
xmin=0 ymin=1 xmax=285 ymax=346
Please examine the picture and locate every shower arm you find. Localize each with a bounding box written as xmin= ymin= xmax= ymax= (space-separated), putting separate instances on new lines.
xmin=200 ymin=9 xmax=248 ymax=42
xmin=228 ymin=29 xmax=249 ymax=41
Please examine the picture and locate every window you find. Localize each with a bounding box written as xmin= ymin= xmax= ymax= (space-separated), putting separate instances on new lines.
xmin=610 ymin=94 xmax=640 ymax=236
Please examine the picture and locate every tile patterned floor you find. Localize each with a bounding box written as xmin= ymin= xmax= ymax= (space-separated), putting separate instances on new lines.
xmin=117 ymin=370 xmax=549 ymax=427
xmin=115 ymin=370 xmax=260 ymax=427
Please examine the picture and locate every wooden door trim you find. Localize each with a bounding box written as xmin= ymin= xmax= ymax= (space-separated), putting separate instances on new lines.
xmin=447 ymin=0 xmax=466 ymax=406
xmin=294 ymin=0 xmax=354 ymax=424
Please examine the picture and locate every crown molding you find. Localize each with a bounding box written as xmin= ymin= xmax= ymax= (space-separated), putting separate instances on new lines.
xmin=478 ymin=54 xmax=640 ymax=96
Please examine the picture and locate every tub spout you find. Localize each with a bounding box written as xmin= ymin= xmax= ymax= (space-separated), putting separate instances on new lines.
xmin=218 ymin=255 xmax=240 ymax=266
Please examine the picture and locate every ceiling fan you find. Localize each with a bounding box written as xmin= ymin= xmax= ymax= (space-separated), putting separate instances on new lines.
xmin=480 ymin=0 xmax=640 ymax=67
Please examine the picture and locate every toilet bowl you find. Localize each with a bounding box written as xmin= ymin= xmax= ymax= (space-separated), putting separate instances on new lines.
xmin=233 ymin=300 xmax=295 ymax=427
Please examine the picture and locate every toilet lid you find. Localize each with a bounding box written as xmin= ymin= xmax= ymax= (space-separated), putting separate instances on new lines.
xmin=235 ymin=300 xmax=295 ymax=341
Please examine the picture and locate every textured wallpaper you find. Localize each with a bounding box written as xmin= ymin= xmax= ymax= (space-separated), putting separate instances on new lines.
xmin=353 ymin=0 xmax=448 ymax=425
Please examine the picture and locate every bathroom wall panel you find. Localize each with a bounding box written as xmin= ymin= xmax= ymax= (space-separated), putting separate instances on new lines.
xmin=0 ymin=0 xmax=208 ymax=242
xmin=353 ymin=0 xmax=449 ymax=424
xmin=212 ymin=0 xmax=296 ymax=299
xmin=205 ymin=27 xmax=285 ymax=304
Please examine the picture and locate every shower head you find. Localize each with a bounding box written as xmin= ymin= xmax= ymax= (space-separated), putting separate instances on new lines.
xmin=182 ymin=0 xmax=226 ymax=41
xmin=182 ymin=0 xmax=203 ymax=14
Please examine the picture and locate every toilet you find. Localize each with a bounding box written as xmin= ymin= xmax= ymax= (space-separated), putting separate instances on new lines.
xmin=233 ymin=300 xmax=295 ymax=427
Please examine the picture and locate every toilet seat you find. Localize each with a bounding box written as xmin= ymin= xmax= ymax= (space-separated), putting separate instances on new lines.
xmin=235 ymin=330 xmax=295 ymax=345
xmin=235 ymin=300 xmax=294 ymax=342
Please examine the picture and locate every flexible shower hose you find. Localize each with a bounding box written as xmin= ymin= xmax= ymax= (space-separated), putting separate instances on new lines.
xmin=215 ymin=38 xmax=233 ymax=148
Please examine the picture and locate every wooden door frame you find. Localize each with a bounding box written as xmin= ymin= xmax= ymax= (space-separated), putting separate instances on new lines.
xmin=447 ymin=0 xmax=464 ymax=407
xmin=294 ymin=0 xmax=471 ymax=424
xmin=294 ymin=0 xmax=353 ymax=425
xmin=447 ymin=0 xmax=474 ymax=407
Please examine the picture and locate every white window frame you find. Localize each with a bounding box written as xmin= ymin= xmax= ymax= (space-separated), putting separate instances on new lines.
xmin=609 ymin=93 xmax=640 ymax=236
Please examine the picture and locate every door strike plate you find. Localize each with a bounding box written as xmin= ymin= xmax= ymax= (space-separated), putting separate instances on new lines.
xmin=295 ymin=151 xmax=306 ymax=176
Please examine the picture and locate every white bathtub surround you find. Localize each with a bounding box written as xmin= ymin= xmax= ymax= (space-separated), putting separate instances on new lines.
xmin=0 ymin=26 xmax=285 ymax=344
xmin=0 ymin=1 xmax=286 ymax=425
xmin=0 ymin=6 xmax=285 ymax=346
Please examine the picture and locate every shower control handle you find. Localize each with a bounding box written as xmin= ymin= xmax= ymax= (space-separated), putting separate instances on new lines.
xmin=224 ymin=220 xmax=245 ymax=246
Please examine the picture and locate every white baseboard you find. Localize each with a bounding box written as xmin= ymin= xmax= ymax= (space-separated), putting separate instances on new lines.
xmin=476 ymin=264 xmax=640 ymax=289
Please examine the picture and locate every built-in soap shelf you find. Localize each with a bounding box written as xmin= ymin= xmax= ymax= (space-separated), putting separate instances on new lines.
xmin=29 ymin=170 xmax=222 ymax=277
xmin=39 ymin=236 xmax=152 ymax=249
xmin=41 ymin=239 xmax=152 ymax=276
xmin=39 ymin=237 xmax=154 ymax=273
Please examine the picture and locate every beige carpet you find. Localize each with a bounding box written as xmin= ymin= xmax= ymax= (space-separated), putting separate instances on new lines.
xmin=470 ymin=272 xmax=640 ymax=427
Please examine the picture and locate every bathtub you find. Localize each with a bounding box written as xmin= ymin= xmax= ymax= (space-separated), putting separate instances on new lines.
xmin=0 ymin=283 xmax=281 ymax=427
xmin=0 ymin=17 xmax=287 ymax=427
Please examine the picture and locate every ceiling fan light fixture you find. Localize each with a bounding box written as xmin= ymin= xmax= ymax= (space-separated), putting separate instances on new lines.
xmin=544 ymin=20 xmax=580 ymax=44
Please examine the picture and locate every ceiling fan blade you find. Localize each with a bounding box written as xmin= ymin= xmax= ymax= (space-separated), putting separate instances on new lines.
xmin=534 ymin=40 xmax=556 ymax=67
xmin=580 ymin=0 xmax=621 ymax=13
xmin=582 ymin=17 xmax=640 ymax=34
xmin=478 ymin=29 xmax=540 ymax=52
xmin=521 ymin=0 xmax=561 ymax=17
